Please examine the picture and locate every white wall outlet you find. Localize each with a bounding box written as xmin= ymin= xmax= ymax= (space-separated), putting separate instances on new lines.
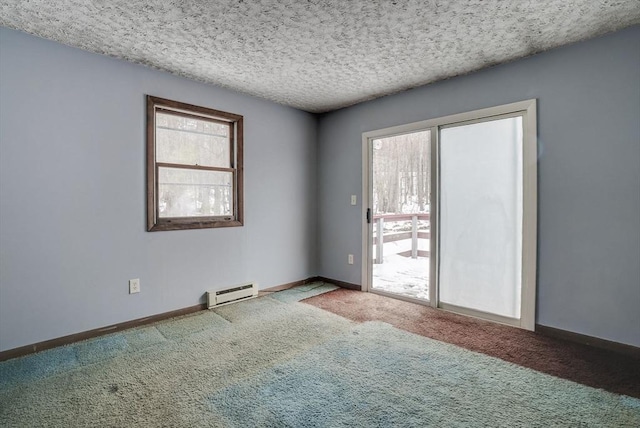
xmin=348 ymin=254 xmax=354 ymax=265
xmin=129 ymin=278 xmax=140 ymax=294
xmin=351 ymin=195 xmax=357 ymax=205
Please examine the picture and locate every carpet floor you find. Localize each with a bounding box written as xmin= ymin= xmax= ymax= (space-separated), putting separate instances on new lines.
xmin=1 ymin=283 xmax=638 ymax=427
xmin=303 ymin=288 xmax=640 ymax=399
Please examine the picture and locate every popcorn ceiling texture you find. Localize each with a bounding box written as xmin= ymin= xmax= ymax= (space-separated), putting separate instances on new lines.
xmin=1 ymin=1 xmax=639 ymax=112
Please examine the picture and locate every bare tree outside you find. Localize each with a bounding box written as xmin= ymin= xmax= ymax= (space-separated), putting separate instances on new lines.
xmin=372 ymin=131 xmax=430 ymax=215
xmin=371 ymin=130 xmax=431 ymax=300
xmin=156 ymin=112 xmax=233 ymax=218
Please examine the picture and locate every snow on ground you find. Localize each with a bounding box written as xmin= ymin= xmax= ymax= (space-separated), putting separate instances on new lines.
xmin=372 ymin=238 xmax=430 ymax=300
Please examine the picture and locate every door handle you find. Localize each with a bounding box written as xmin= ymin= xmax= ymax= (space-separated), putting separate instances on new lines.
xmin=366 ymin=208 xmax=371 ymax=224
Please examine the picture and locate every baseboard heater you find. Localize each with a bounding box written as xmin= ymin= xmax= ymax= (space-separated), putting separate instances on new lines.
xmin=207 ymin=283 xmax=258 ymax=308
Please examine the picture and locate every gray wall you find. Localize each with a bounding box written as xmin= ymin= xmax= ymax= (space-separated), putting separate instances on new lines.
xmin=317 ymin=26 xmax=640 ymax=347
xmin=1 ymin=25 xmax=638 ymax=352
xmin=0 ymin=27 xmax=318 ymax=352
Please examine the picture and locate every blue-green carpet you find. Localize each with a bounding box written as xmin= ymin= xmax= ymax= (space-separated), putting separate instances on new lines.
xmin=1 ymin=283 xmax=638 ymax=427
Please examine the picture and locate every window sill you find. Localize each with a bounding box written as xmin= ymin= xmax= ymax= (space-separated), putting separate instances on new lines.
xmin=148 ymin=218 xmax=243 ymax=232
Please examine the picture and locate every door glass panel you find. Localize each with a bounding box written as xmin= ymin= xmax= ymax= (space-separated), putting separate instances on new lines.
xmin=439 ymin=116 xmax=523 ymax=318
xmin=371 ymin=131 xmax=431 ymax=300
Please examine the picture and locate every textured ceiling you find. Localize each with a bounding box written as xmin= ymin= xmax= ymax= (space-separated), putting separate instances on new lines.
xmin=1 ymin=1 xmax=639 ymax=113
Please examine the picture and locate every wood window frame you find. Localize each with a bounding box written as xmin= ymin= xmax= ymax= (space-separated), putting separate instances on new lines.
xmin=146 ymin=95 xmax=244 ymax=231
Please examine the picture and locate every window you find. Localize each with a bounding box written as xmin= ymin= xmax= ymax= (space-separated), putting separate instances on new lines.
xmin=146 ymin=96 xmax=243 ymax=231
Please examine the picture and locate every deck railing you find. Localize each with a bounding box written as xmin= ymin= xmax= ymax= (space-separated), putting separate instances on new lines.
xmin=373 ymin=213 xmax=430 ymax=264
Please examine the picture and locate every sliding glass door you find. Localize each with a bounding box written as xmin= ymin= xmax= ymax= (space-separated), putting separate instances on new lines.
xmin=439 ymin=115 xmax=524 ymax=321
xmin=363 ymin=100 xmax=537 ymax=329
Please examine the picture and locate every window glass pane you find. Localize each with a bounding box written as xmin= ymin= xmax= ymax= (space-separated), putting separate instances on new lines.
xmin=439 ymin=116 xmax=523 ymax=319
xmin=158 ymin=167 xmax=233 ymax=218
xmin=156 ymin=112 xmax=230 ymax=168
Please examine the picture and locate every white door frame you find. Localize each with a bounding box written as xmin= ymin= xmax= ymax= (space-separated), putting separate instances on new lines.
xmin=361 ymin=99 xmax=537 ymax=330
xmin=361 ymin=122 xmax=438 ymax=306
